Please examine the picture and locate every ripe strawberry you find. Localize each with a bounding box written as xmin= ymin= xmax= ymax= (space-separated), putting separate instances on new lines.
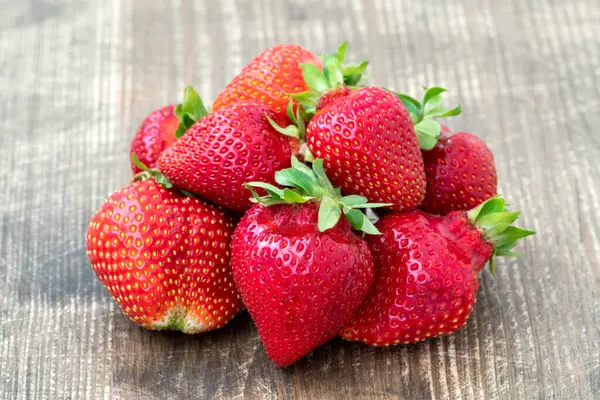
xmin=289 ymin=54 xmax=424 ymax=211
xmin=158 ymin=95 xmax=294 ymax=212
xmin=130 ymin=105 xmax=178 ymax=174
xmin=396 ymin=87 xmax=497 ymax=214
xmin=232 ymin=157 xmax=388 ymax=366
xmin=85 ymin=175 xmax=243 ymax=333
xmin=340 ymin=196 xmax=534 ymax=346
xmin=213 ymin=43 xmax=367 ymax=122
xmin=212 ymin=44 xmax=321 ymax=121
xmin=421 ymin=127 xmax=498 ymax=214
xmin=130 ymin=87 xmax=209 ymax=174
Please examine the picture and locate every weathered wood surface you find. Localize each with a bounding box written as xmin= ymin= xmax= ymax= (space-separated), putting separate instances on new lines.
xmin=1 ymin=0 xmax=599 ymax=399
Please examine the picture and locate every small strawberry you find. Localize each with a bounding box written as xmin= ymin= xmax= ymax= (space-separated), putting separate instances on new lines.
xmin=340 ymin=196 xmax=534 ymax=346
xmin=158 ymin=88 xmax=295 ymax=212
xmin=288 ymin=53 xmax=424 ymax=211
xmin=397 ymin=88 xmax=497 ymax=214
xmin=85 ymin=171 xmax=243 ymax=333
xmin=421 ymin=127 xmax=498 ymax=214
xmin=129 ymin=87 xmax=209 ymax=174
xmin=130 ymin=105 xmax=178 ymax=174
xmin=232 ymin=157 xmax=388 ymax=366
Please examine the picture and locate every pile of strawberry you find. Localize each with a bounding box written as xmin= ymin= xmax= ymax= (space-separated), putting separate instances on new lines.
xmin=86 ymin=43 xmax=534 ymax=367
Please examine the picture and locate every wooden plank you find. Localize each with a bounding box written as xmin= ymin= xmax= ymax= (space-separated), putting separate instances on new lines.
xmin=1 ymin=0 xmax=599 ymax=398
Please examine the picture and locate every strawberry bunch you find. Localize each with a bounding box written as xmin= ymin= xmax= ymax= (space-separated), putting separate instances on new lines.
xmin=86 ymin=42 xmax=534 ymax=366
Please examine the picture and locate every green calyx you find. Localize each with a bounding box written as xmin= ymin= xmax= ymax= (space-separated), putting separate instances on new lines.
xmin=244 ymin=156 xmax=390 ymax=234
xmin=174 ymin=86 xmax=209 ymax=138
xmin=265 ymin=101 xmax=315 ymax=162
xmin=334 ymin=41 xmax=369 ymax=87
xmin=266 ymin=100 xmax=308 ymax=141
xmin=132 ymin=154 xmax=175 ymax=190
xmin=394 ymin=87 xmax=461 ymax=150
xmin=467 ymin=195 xmax=536 ymax=275
xmin=289 ymin=42 xmax=369 ymax=115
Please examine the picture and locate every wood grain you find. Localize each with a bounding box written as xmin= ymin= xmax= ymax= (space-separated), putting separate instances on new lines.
xmin=1 ymin=0 xmax=599 ymax=398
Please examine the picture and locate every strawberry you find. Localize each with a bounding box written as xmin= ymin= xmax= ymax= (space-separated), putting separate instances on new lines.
xmin=286 ymin=52 xmax=424 ymax=211
xmin=85 ymin=173 xmax=243 ymax=333
xmin=212 ymin=44 xmax=321 ymax=121
xmin=340 ymin=196 xmax=534 ymax=346
xmin=231 ymin=157 xmax=388 ymax=366
xmin=396 ymin=87 xmax=497 ymax=214
xmin=158 ymin=90 xmax=294 ymax=212
xmin=130 ymin=105 xmax=178 ymax=174
xmin=213 ymin=43 xmax=367 ymax=123
xmin=421 ymin=127 xmax=498 ymax=214
xmin=130 ymin=87 xmax=208 ymax=174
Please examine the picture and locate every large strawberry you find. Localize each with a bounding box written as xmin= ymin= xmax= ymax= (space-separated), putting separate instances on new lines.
xmin=232 ymin=157 xmax=388 ymax=366
xmin=397 ymin=88 xmax=497 ymax=214
xmin=339 ymin=196 xmax=534 ymax=346
xmin=130 ymin=87 xmax=208 ymax=174
xmin=288 ymin=54 xmax=424 ymax=211
xmin=86 ymin=172 xmax=243 ymax=333
xmin=158 ymin=89 xmax=294 ymax=212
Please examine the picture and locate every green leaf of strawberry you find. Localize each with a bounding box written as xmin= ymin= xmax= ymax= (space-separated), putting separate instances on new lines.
xmin=290 ymin=42 xmax=369 ymax=113
xmin=391 ymin=86 xmax=462 ymax=150
xmin=467 ymin=195 xmax=536 ymax=275
xmin=318 ymin=195 xmax=343 ymax=232
xmin=131 ymin=154 xmax=173 ymax=189
xmin=414 ymin=119 xmax=442 ymax=151
xmin=174 ymin=86 xmax=209 ymax=138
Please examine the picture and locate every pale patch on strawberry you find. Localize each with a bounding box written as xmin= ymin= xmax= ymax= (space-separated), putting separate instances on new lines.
xmin=150 ymin=305 xmax=223 ymax=334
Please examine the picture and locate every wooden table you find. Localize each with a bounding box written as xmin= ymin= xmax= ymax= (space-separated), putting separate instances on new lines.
xmin=2 ymin=0 xmax=599 ymax=399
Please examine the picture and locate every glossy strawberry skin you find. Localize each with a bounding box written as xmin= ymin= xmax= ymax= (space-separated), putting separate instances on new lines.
xmin=420 ymin=129 xmax=497 ymax=215
xmin=86 ymin=179 xmax=243 ymax=333
xmin=213 ymin=44 xmax=321 ymax=121
xmin=130 ymin=105 xmax=179 ymax=174
xmin=158 ymin=102 xmax=294 ymax=212
xmin=306 ymin=87 xmax=426 ymax=211
xmin=340 ymin=210 xmax=492 ymax=346
xmin=232 ymin=203 xmax=374 ymax=366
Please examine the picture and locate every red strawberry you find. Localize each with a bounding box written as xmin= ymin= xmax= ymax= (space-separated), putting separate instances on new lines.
xmin=232 ymin=158 xmax=388 ymax=366
xmin=288 ymin=53 xmax=424 ymax=211
xmin=158 ymin=96 xmax=294 ymax=212
xmin=213 ymin=43 xmax=367 ymax=123
xmin=86 ymin=176 xmax=243 ymax=333
xmin=130 ymin=87 xmax=209 ymax=174
xmin=340 ymin=196 xmax=534 ymax=346
xmin=396 ymin=87 xmax=497 ymax=214
xmin=130 ymin=105 xmax=178 ymax=174
xmin=421 ymin=128 xmax=498 ymax=214
xmin=212 ymin=44 xmax=321 ymax=121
